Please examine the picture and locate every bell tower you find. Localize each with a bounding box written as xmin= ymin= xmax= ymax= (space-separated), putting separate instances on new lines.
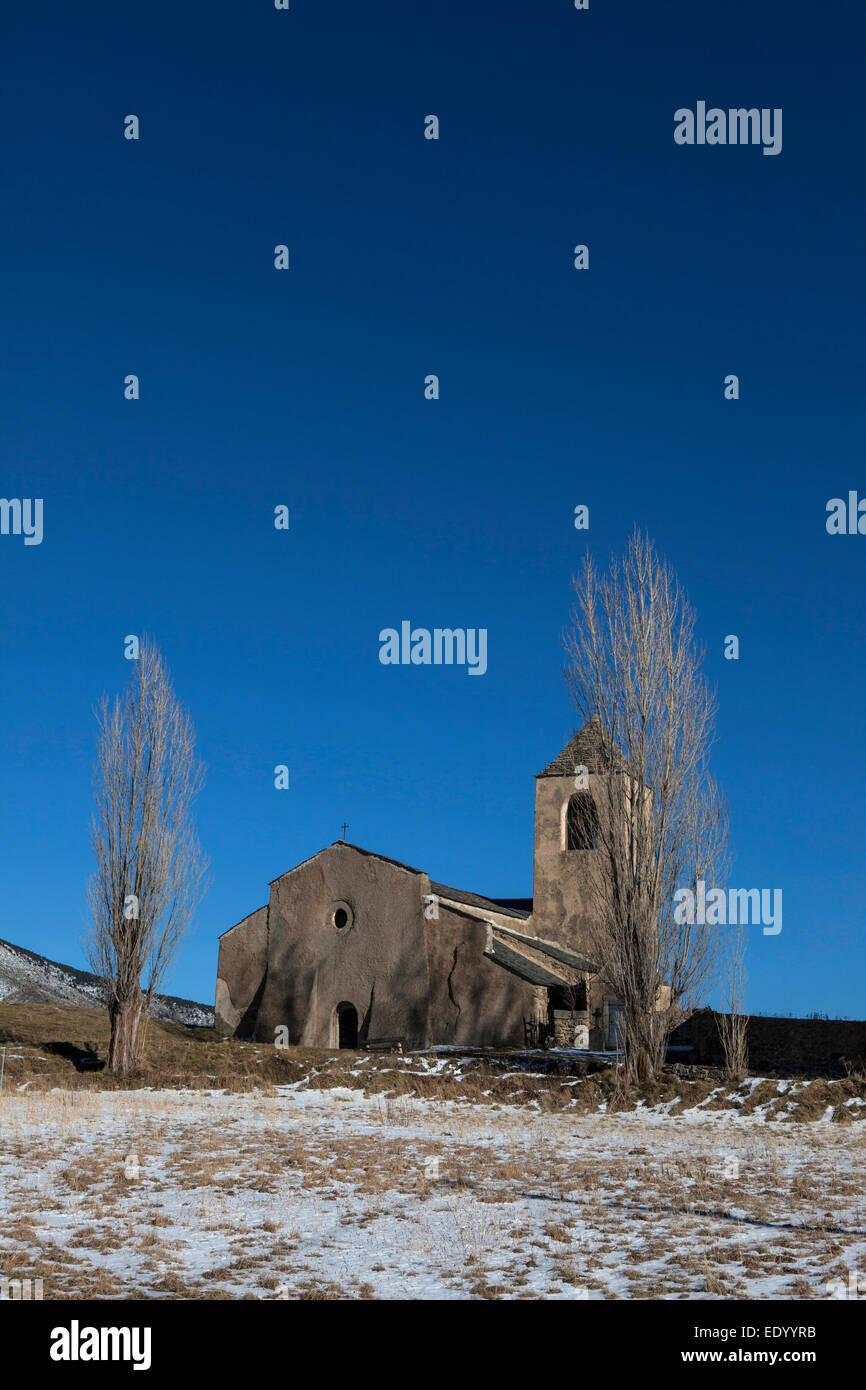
xmin=531 ymin=716 xmax=625 ymax=957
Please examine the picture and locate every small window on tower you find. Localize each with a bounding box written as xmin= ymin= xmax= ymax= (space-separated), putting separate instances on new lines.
xmin=566 ymin=792 xmax=599 ymax=851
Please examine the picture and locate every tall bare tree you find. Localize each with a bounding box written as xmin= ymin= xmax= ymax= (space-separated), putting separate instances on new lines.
xmin=564 ymin=531 xmax=729 ymax=1080
xmin=85 ymin=638 xmax=208 ymax=1075
xmin=716 ymin=923 xmax=749 ymax=1079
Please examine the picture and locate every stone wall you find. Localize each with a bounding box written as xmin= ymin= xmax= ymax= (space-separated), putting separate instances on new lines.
xmin=552 ymin=1010 xmax=590 ymax=1047
xmin=670 ymin=1008 xmax=866 ymax=1077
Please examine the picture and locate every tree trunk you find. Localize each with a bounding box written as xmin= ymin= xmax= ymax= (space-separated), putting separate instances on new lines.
xmin=623 ymin=1009 xmax=667 ymax=1084
xmin=108 ymin=992 xmax=144 ymax=1075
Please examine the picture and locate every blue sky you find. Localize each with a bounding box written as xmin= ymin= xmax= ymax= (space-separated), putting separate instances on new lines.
xmin=1 ymin=0 xmax=863 ymax=1016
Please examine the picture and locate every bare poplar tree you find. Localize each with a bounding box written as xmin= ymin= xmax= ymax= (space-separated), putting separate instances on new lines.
xmin=564 ymin=531 xmax=729 ymax=1081
xmin=717 ymin=923 xmax=749 ymax=1079
xmin=85 ymin=638 xmax=208 ymax=1075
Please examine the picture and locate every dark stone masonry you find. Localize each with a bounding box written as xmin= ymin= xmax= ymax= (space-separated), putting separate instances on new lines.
xmin=671 ymin=1008 xmax=866 ymax=1077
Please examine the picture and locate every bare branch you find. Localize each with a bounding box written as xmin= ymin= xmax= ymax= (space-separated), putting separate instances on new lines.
xmin=563 ymin=531 xmax=730 ymax=1081
xmin=84 ymin=637 xmax=209 ymax=1074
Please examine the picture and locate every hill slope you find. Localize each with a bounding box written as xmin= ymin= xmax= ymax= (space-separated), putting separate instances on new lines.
xmin=0 ymin=936 xmax=213 ymax=1026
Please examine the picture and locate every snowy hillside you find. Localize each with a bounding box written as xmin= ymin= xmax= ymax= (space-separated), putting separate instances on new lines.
xmin=0 ymin=936 xmax=213 ymax=1027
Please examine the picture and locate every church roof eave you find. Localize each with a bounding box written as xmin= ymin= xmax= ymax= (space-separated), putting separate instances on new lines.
xmin=483 ymin=939 xmax=569 ymax=989
xmin=491 ymin=924 xmax=600 ymax=975
xmin=218 ymin=905 xmax=268 ymax=939
xmin=267 ymin=840 xmax=426 ymax=887
xmin=429 ymin=882 xmax=531 ymax=921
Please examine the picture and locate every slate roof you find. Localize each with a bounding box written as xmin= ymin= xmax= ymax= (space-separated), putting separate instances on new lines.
xmin=493 ymin=924 xmax=600 ymax=975
xmin=537 ymin=715 xmax=629 ymax=778
xmin=430 ymin=882 xmax=531 ymax=921
xmin=489 ymin=897 xmax=534 ymax=913
xmin=483 ymin=937 xmax=568 ymax=988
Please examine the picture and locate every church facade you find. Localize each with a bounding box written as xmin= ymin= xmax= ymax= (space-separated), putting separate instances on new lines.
xmin=214 ymin=719 xmax=624 ymax=1051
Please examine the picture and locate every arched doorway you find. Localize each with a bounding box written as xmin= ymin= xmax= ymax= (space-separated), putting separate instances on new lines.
xmin=334 ymin=1001 xmax=358 ymax=1049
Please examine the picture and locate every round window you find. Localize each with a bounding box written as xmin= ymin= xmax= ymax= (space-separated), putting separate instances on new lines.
xmin=330 ymin=901 xmax=353 ymax=931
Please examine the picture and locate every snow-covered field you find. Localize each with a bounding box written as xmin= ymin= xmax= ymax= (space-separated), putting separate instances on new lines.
xmin=1 ymin=1077 xmax=863 ymax=1300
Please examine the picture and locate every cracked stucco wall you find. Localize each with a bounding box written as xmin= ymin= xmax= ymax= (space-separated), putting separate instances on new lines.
xmin=423 ymin=905 xmax=544 ymax=1048
xmin=253 ymin=844 xmax=431 ymax=1048
xmin=214 ymin=905 xmax=269 ymax=1037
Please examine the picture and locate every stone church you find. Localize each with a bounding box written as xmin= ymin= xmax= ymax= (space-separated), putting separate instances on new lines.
xmin=215 ymin=718 xmax=625 ymax=1051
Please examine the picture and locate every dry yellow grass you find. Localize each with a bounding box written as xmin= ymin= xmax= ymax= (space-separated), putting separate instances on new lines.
xmin=0 ymin=1083 xmax=862 ymax=1301
xmin=3 ymin=1002 xmax=865 ymax=1123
